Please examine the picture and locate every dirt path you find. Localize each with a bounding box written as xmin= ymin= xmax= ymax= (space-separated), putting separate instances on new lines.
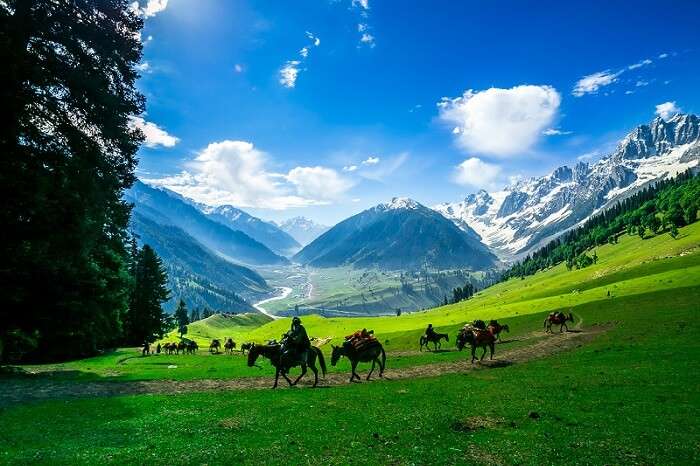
xmin=0 ymin=322 xmax=605 ymax=407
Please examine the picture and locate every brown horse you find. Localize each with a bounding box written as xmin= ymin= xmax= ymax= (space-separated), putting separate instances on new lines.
xmin=331 ymin=341 xmax=386 ymax=382
xmin=419 ymin=332 xmax=449 ymax=351
xmin=177 ymin=341 xmax=187 ymax=354
xmin=247 ymin=344 xmax=327 ymax=388
xmin=544 ymin=312 xmax=574 ymax=333
xmin=460 ymin=329 xmax=496 ymax=363
xmin=487 ymin=321 xmax=510 ymax=341
xmin=240 ymin=342 xmax=253 ymax=355
xmin=224 ymin=338 xmax=236 ymax=354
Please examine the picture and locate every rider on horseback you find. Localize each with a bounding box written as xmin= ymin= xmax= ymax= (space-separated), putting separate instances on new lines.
xmin=282 ymin=317 xmax=311 ymax=366
xmin=425 ymin=324 xmax=437 ymax=339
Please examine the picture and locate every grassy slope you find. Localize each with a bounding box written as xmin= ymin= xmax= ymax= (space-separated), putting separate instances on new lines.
xmin=12 ymin=222 xmax=700 ymax=383
xmin=1 ymin=287 xmax=698 ymax=464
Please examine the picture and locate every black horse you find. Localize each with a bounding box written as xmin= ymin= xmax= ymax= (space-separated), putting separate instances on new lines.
xmin=331 ymin=341 xmax=386 ymax=382
xmin=419 ymin=332 xmax=449 ymax=351
xmin=247 ymin=343 xmax=327 ymax=388
xmin=240 ymin=342 xmax=253 ymax=355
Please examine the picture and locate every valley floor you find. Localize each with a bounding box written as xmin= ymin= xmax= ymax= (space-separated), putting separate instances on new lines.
xmin=2 ymin=223 xmax=700 ymax=464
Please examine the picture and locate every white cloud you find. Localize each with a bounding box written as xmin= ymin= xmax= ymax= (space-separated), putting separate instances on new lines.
xmin=130 ymin=116 xmax=179 ymax=148
xmin=234 ymin=64 xmax=243 ymax=73
xmin=628 ymin=58 xmax=652 ymax=70
xmin=286 ymin=166 xmax=354 ymax=201
xmin=147 ymin=140 xmax=352 ymax=209
xmin=572 ymin=70 xmax=623 ymax=96
xmin=360 ymin=32 xmax=376 ymax=48
xmin=658 ymin=53 xmax=669 ymax=59
xmin=130 ymin=0 xmax=169 ymax=18
xmin=135 ymin=61 xmax=151 ymax=73
xmin=438 ymin=85 xmax=560 ymax=157
xmin=279 ymin=32 xmax=320 ymax=88
xmin=352 ymin=0 xmax=369 ymax=10
xmin=453 ymin=157 xmax=501 ymax=188
xmin=343 ymin=165 xmax=358 ymax=172
xmin=543 ymin=128 xmax=572 ymax=136
xmin=362 ymin=156 xmax=380 ymax=165
xmin=655 ymin=101 xmax=681 ymax=120
xmin=279 ymin=60 xmax=301 ymax=88
xmin=358 ymin=153 xmax=408 ymax=181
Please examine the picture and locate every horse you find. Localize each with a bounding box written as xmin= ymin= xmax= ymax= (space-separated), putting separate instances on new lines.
xmin=177 ymin=341 xmax=187 ymax=354
xmin=419 ymin=332 xmax=449 ymax=351
xmin=224 ymin=338 xmax=236 ymax=354
xmin=209 ymin=339 xmax=222 ymax=354
xmin=460 ymin=329 xmax=496 ymax=363
xmin=186 ymin=341 xmax=198 ymax=354
xmin=544 ymin=312 xmax=574 ymax=333
xmin=247 ymin=343 xmax=327 ymax=388
xmin=331 ymin=341 xmax=386 ymax=382
xmin=487 ymin=321 xmax=510 ymax=341
xmin=240 ymin=342 xmax=253 ymax=355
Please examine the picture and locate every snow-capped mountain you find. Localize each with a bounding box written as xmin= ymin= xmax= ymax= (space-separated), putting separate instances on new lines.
xmin=435 ymin=113 xmax=700 ymax=261
xmin=277 ymin=216 xmax=330 ymax=246
xmin=294 ymin=197 xmax=497 ymax=270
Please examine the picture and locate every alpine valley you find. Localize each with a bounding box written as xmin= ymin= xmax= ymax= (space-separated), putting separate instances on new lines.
xmin=125 ymin=114 xmax=699 ymax=316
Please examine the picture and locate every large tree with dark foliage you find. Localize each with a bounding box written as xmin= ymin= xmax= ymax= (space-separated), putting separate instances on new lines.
xmin=123 ymin=245 xmax=170 ymax=345
xmin=0 ymin=1 xmax=144 ymax=361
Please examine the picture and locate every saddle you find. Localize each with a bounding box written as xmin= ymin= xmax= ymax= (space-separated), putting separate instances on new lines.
xmin=345 ymin=330 xmax=377 ymax=351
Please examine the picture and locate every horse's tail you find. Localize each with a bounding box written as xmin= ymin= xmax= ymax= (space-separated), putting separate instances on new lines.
xmin=315 ymin=347 xmax=327 ymax=377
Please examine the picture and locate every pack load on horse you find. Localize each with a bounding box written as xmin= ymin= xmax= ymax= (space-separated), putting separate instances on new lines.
xmin=209 ymin=339 xmax=222 ymax=353
xmin=544 ymin=310 xmax=574 ymax=333
xmin=247 ymin=317 xmax=326 ymax=388
xmin=456 ymin=322 xmax=496 ymax=362
xmin=419 ymin=324 xmax=449 ymax=351
xmin=224 ymin=338 xmax=236 ymax=354
xmin=332 ymin=329 xmax=386 ymax=382
xmin=486 ymin=320 xmax=510 ymax=341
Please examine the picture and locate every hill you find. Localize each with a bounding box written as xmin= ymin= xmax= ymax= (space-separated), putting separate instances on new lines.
xmin=126 ymin=181 xmax=288 ymax=266
xmin=436 ymin=113 xmax=700 ymax=260
xmin=294 ymin=197 xmax=497 ymax=270
xmin=204 ymin=205 xmax=301 ymax=257
xmin=129 ymin=212 xmax=269 ymax=310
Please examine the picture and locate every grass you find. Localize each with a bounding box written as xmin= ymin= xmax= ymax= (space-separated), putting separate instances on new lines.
xmin=1 ymin=223 xmax=700 ymax=464
xmin=1 ymin=287 xmax=698 ymax=464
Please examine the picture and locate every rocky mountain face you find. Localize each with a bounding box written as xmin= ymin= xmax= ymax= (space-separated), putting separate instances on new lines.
xmin=204 ymin=205 xmax=301 ymax=257
xmin=294 ymin=197 xmax=498 ymax=270
xmin=435 ymin=113 xmax=700 ymax=260
xmin=277 ymin=216 xmax=330 ymax=246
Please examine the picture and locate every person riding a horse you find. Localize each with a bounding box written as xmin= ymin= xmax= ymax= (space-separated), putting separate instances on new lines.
xmin=425 ymin=324 xmax=437 ymax=339
xmin=281 ymin=317 xmax=311 ymax=366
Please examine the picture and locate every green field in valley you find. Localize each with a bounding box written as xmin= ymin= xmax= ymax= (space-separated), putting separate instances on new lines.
xmin=1 ymin=222 xmax=700 ymax=464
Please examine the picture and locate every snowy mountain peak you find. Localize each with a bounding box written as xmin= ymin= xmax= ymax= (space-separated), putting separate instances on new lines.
xmin=436 ymin=113 xmax=700 ymax=261
xmin=378 ymin=197 xmax=421 ymax=211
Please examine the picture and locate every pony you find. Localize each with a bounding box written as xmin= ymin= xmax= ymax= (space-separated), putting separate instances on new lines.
xmin=224 ymin=338 xmax=236 ymax=354
xmin=331 ymin=341 xmax=386 ymax=382
xmin=240 ymin=342 xmax=253 ymax=355
xmin=487 ymin=321 xmax=510 ymax=341
xmin=419 ymin=332 xmax=449 ymax=351
xmin=460 ymin=329 xmax=496 ymax=363
xmin=209 ymin=339 xmax=221 ymax=354
xmin=544 ymin=312 xmax=574 ymax=333
xmin=247 ymin=344 xmax=327 ymax=388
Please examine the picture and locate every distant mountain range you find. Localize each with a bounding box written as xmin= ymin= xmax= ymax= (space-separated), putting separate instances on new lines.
xmin=435 ymin=113 xmax=700 ymax=260
xmin=276 ymin=216 xmax=330 ymax=246
xmin=294 ymin=197 xmax=497 ymax=270
xmin=126 ymin=181 xmax=288 ymax=266
xmin=204 ymin=205 xmax=301 ymax=257
xmin=129 ymin=212 xmax=267 ymax=312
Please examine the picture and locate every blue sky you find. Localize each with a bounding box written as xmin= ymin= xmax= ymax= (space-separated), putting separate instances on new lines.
xmin=131 ymin=0 xmax=700 ymax=225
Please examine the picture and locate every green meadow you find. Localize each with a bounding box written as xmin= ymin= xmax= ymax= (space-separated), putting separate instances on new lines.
xmin=1 ymin=222 xmax=700 ymax=464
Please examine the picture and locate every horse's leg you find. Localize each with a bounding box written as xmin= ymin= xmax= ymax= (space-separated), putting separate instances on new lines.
xmin=351 ymin=360 xmax=361 ymax=382
xmin=273 ymin=368 xmax=280 ymax=389
xmin=310 ymin=363 xmax=318 ymax=387
xmin=471 ymin=346 xmax=476 ymax=363
xmin=366 ymin=359 xmax=376 ymax=380
xmin=480 ymin=346 xmax=487 ymax=361
xmin=490 ymin=343 xmax=495 ymax=360
xmin=292 ymin=364 xmax=307 ymax=386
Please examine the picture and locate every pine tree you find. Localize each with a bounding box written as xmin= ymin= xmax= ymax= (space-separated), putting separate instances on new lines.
xmin=0 ymin=1 xmax=144 ymax=361
xmin=124 ymin=245 xmax=170 ymax=345
xmin=174 ymin=300 xmax=189 ymax=338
